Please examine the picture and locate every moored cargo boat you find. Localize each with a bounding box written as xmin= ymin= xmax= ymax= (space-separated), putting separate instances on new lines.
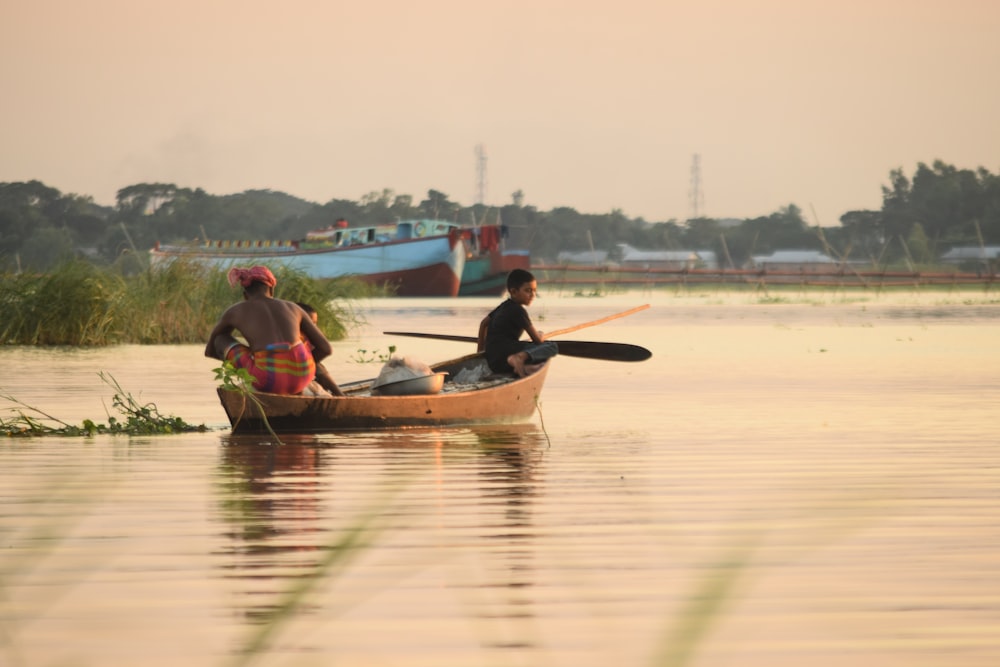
xmin=150 ymin=219 xmax=466 ymax=297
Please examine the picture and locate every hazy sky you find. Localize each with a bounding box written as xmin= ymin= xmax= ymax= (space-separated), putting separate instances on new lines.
xmin=2 ymin=0 xmax=998 ymax=223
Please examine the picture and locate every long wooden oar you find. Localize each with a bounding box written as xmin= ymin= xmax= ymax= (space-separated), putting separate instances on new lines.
xmin=543 ymin=304 xmax=650 ymax=338
xmin=383 ymin=332 xmax=651 ymax=362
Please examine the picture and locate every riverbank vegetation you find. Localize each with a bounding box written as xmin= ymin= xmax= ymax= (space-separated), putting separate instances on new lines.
xmin=0 ymin=260 xmax=369 ymax=346
xmin=1 ymin=160 xmax=998 ymax=273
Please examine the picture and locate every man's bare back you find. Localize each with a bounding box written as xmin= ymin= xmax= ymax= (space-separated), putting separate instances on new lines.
xmin=205 ymin=267 xmax=331 ymax=363
xmin=220 ymin=299 xmax=314 ymax=352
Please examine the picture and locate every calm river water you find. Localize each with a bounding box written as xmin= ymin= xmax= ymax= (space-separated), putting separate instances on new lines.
xmin=2 ymin=289 xmax=998 ymax=667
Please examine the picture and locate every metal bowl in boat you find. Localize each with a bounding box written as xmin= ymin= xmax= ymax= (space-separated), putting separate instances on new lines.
xmin=371 ymin=372 xmax=448 ymax=396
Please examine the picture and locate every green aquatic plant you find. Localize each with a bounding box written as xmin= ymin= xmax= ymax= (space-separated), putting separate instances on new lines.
xmin=214 ymin=359 xmax=257 ymax=394
xmin=0 ymin=372 xmax=206 ymax=436
xmin=755 ymin=294 xmax=789 ymax=304
xmin=349 ymin=345 xmax=396 ymax=363
xmin=212 ymin=360 xmax=283 ymax=444
xmin=534 ymin=396 xmax=551 ymax=448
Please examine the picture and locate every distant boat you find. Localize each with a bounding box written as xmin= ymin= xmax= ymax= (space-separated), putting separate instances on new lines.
xmin=149 ymin=219 xmax=466 ymax=297
xmin=458 ymin=225 xmax=531 ymax=296
xmin=459 ymin=224 xmax=530 ymax=296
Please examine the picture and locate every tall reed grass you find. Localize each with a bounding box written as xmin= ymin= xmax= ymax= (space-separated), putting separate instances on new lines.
xmin=0 ymin=259 xmax=376 ymax=346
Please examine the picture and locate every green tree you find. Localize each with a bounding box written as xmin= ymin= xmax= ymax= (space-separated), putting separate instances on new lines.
xmin=390 ymin=194 xmax=415 ymax=219
xmin=906 ymin=223 xmax=933 ymax=264
xmin=115 ymin=183 xmax=179 ymax=219
xmin=358 ymin=189 xmax=420 ymax=224
xmin=682 ymin=217 xmax=722 ymax=250
xmin=359 ymin=188 xmax=395 ymax=218
xmin=724 ymin=205 xmax=816 ymax=265
xmin=643 ymin=220 xmax=683 ymax=250
xmin=0 ymin=181 xmax=63 ymax=257
xmin=876 ymin=161 xmax=1000 ymax=261
xmin=978 ymin=168 xmax=1000 ymax=242
xmin=18 ymin=227 xmax=77 ymax=271
xmin=908 ymin=161 xmax=980 ymax=243
xmin=498 ymin=202 xmax=540 ymax=250
xmin=419 ymin=190 xmax=459 ymax=221
xmin=838 ymin=209 xmax=884 ymax=261
xmin=879 ymin=167 xmax=913 ymax=259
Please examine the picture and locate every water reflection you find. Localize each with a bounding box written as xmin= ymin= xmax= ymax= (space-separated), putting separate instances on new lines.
xmin=215 ymin=436 xmax=329 ymax=624
xmin=213 ymin=426 xmax=548 ymax=637
xmin=472 ymin=428 xmax=545 ymax=649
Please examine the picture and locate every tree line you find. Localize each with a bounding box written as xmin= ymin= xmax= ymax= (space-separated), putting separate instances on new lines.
xmin=1 ymin=159 xmax=998 ymax=273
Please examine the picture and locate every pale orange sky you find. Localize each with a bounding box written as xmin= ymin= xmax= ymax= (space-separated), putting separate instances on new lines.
xmin=2 ymin=0 xmax=998 ymax=223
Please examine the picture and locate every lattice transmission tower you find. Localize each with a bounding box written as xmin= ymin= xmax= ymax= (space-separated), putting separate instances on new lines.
xmin=688 ymin=153 xmax=705 ymax=220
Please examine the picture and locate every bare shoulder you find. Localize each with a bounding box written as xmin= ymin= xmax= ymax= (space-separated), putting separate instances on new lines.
xmin=219 ymin=301 xmax=246 ymax=319
xmin=275 ymin=298 xmax=304 ymax=317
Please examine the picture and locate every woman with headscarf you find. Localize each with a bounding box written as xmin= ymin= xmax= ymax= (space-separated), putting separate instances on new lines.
xmin=205 ymin=266 xmax=335 ymax=395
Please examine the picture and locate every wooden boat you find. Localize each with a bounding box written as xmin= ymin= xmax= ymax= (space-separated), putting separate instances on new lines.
xmin=150 ymin=219 xmax=466 ymax=297
xmin=217 ymin=353 xmax=549 ymax=434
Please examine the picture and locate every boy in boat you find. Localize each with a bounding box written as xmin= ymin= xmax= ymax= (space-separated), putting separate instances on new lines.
xmin=296 ymin=302 xmax=346 ymax=397
xmin=477 ymin=268 xmax=558 ymax=377
xmin=205 ymin=265 xmax=335 ymax=395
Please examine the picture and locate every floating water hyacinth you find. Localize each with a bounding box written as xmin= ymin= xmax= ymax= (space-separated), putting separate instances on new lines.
xmin=1 ymin=372 xmax=207 ymax=436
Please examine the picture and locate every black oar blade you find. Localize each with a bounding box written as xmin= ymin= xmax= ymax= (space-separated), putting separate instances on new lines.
xmin=555 ymin=340 xmax=652 ymax=362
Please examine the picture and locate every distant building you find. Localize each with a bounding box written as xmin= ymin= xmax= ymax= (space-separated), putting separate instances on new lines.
xmin=556 ymin=249 xmax=609 ymax=265
xmin=617 ymin=244 xmax=701 ymax=270
xmin=940 ymin=246 xmax=1000 ymax=270
xmin=557 ymin=244 xmax=718 ymax=270
xmin=695 ymin=250 xmax=719 ymax=269
xmin=750 ymin=250 xmax=840 ymax=273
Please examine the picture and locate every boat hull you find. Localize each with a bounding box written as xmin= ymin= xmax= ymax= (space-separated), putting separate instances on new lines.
xmin=460 ymin=250 xmax=531 ymax=296
xmin=217 ymin=354 xmax=549 ymax=433
xmin=458 ymin=223 xmax=530 ymax=296
xmin=151 ymin=234 xmax=466 ymax=297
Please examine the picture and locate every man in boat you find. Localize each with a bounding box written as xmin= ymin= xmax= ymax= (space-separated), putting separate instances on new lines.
xmin=477 ymin=268 xmax=558 ymax=377
xmin=205 ymin=265 xmax=335 ymax=395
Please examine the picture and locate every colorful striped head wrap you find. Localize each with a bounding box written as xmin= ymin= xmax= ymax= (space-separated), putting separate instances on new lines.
xmin=228 ymin=265 xmax=277 ymax=289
